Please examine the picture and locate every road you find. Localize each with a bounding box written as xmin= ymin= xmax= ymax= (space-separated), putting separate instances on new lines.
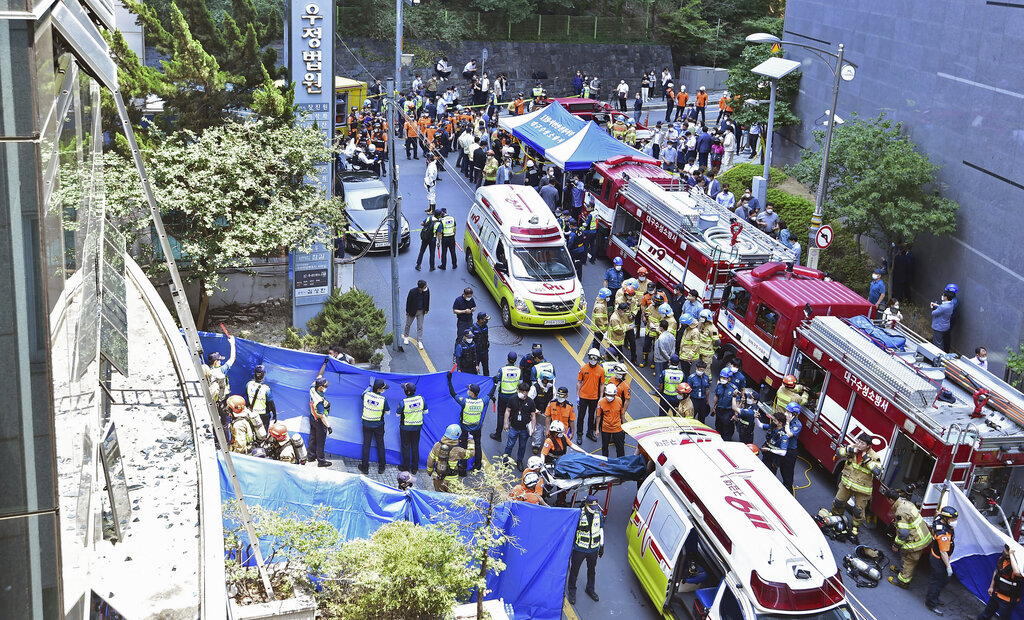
xmin=348 ymin=150 xmax=982 ymax=620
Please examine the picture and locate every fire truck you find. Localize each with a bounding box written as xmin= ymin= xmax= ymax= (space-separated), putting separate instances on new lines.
xmin=592 ymin=169 xmax=795 ymax=308
xmin=587 ymin=155 xmax=671 ymax=254
xmin=783 ymin=314 xmax=1024 ymax=527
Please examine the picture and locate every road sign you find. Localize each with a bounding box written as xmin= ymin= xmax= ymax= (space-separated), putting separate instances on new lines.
xmin=770 ymin=42 xmax=782 ymax=54
xmin=482 ymin=47 xmax=488 ymax=63
xmin=815 ymin=225 xmax=834 ymax=249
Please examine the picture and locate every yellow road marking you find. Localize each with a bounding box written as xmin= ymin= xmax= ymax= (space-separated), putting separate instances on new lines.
xmin=575 ymin=334 xmax=594 ymax=359
xmin=411 ymin=338 xmax=437 ymax=373
xmin=563 ymin=597 xmax=581 ymax=620
xmin=556 ymin=334 xmax=580 ymax=362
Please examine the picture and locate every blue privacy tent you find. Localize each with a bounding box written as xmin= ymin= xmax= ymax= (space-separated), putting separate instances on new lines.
xmin=498 ymin=101 xmax=648 ymax=170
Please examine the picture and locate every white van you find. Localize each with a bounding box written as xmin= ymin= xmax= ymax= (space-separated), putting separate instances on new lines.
xmin=624 ymin=419 xmax=854 ymax=620
xmin=463 ymin=185 xmax=587 ymax=329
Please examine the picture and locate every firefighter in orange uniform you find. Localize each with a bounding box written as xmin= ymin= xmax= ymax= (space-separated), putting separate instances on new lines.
xmin=925 ymin=506 xmax=957 ymax=615
xmin=976 ymin=544 xmax=1023 ymax=620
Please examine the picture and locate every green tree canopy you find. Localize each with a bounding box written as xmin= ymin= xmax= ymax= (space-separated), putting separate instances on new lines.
xmin=725 ymin=34 xmax=801 ymax=129
xmin=788 ymin=113 xmax=959 ymax=250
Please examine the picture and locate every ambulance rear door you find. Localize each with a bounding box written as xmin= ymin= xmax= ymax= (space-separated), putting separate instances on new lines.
xmin=629 ymin=475 xmax=694 ymax=616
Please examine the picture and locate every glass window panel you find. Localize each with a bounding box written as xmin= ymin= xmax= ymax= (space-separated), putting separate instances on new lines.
xmin=0 ymin=512 xmax=60 ymax=619
xmin=0 ymin=20 xmax=35 ymax=137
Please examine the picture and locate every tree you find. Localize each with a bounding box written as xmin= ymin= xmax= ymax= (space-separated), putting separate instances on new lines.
xmin=788 ymin=113 xmax=959 ymax=255
xmin=725 ymin=37 xmax=801 ymax=129
xmin=660 ymin=1 xmax=713 ymax=63
xmin=103 ymin=118 xmax=344 ymax=324
xmin=282 ymin=288 xmax=393 ymax=365
xmin=325 ymin=521 xmax=477 ymax=620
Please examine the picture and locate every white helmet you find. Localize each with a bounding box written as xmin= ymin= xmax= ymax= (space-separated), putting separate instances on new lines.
xmin=524 ymin=472 xmax=541 ymax=487
xmin=604 ymin=383 xmax=618 ymax=396
xmin=526 ymin=455 xmax=543 ymax=471
xmin=550 ymin=420 xmax=566 ymax=435
xmin=587 ymin=348 xmax=601 ymax=360
xmin=615 ymin=363 xmax=628 ymax=377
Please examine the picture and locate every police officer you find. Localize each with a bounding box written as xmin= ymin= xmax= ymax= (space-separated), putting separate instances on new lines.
xmin=566 ymin=495 xmax=604 ymax=605
xmin=519 ymin=343 xmax=543 ymax=381
xmin=489 ymin=351 xmax=521 ymax=442
xmin=603 ymin=256 xmax=625 ymax=300
xmin=416 ymin=209 xmax=440 ymax=271
xmin=359 ymin=378 xmax=390 ymax=475
xmin=710 ymin=367 xmax=737 ymax=440
xmin=397 ymin=382 xmax=427 ymax=474
xmin=686 ymin=360 xmax=711 ymax=423
xmin=529 ymin=347 xmax=555 ymax=384
xmin=658 ymin=355 xmax=685 ymax=417
xmin=454 ymin=329 xmax=479 ymax=374
xmin=925 ymin=506 xmax=958 ymax=616
xmin=778 ymin=401 xmax=803 ymax=494
xmin=733 ymin=388 xmax=759 ymax=445
xmin=883 ymin=487 xmax=933 ymax=590
xmin=775 ymin=373 xmax=808 ymax=416
xmin=975 ymin=544 xmax=1023 ymax=620
xmin=246 ymin=364 xmax=277 ymax=432
xmin=472 ymin=312 xmax=491 ymax=375
xmin=567 ymin=219 xmax=587 ymax=279
xmin=761 ymin=411 xmax=788 ymax=471
xmin=830 ymin=432 xmax=883 ymax=537
xmin=438 ymin=207 xmax=458 ymax=269
xmin=529 ymin=371 xmax=555 ymax=453
xmin=308 ymin=366 xmax=333 ymax=467
xmin=427 ymin=424 xmax=475 ymax=492
xmin=447 ymin=371 xmax=486 ymax=473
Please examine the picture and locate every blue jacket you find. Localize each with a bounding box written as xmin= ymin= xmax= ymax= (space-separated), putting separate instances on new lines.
xmin=786 ymin=418 xmax=802 ymax=455
xmin=868 ymin=279 xmax=886 ymax=305
xmin=931 ymin=301 xmax=953 ymax=332
xmin=713 ymin=382 xmax=735 ymax=410
xmin=604 ymin=267 xmax=625 ymax=290
xmin=696 ymin=131 xmax=713 ymax=153
xmin=686 ymin=372 xmax=710 ymax=399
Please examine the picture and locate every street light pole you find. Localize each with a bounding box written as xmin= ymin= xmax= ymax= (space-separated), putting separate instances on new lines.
xmin=806 ymin=43 xmax=844 ymax=270
xmin=763 ymin=78 xmax=777 ymax=184
xmin=387 ymin=0 xmax=404 ymax=352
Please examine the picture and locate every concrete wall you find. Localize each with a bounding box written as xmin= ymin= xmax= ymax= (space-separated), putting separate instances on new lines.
xmin=334 ymin=36 xmax=673 ymax=97
xmin=779 ymin=0 xmax=1024 ymax=376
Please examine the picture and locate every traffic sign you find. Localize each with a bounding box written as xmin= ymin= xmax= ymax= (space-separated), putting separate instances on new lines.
xmin=814 ymin=225 xmax=834 ymax=249
xmin=481 ymin=48 xmax=488 ymax=63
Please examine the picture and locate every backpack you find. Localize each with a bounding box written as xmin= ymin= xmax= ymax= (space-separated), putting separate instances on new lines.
xmin=420 ymin=217 xmax=436 ymax=241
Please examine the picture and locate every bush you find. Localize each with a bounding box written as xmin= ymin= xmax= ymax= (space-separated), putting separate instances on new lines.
xmin=718 ymin=162 xmax=786 ymax=193
xmin=817 ymin=223 xmax=874 ymax=296
xmin=283 ymin=288 xmax=393 ymax=362
xmin=766 ymin=188 xmax=814 ymax=262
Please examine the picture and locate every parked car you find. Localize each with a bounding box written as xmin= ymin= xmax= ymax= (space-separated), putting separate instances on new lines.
xmin=338 ymin=171 xmax=410 ymax=253
xmin=542 ymin=97 xmax=652 ymax=140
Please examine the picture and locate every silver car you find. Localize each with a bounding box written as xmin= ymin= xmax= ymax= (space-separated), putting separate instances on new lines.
xmin=339 ymin=171 xmax=411 ymax=253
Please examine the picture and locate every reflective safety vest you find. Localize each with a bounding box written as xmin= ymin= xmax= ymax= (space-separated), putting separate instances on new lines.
xmin=574 ymin=508 xmax=603 ymax=551
xmin=402 ymin=395 xmax=425 ymax=426
xmin=461 ymin=397 xmax=486 ymax=426
xmin=662 ymin=368 xmax=685 ymax=396
xmin=602 ymin=361 xmax=619 ymax=384
xmin=837 ymin=447 xmax=882 ymax=494
xmin=441 ymin=215 xmax=456 ymax=236
xmin=994 ymin=558 xmax=1024 ymax=602
xmin=586 ymin=213 xmax=597 ymax=231
xmin=698 ymin=322 xmax=719 ymax=357
xmin=532 ymin=86 xmax=544 ymax=98
xmin=362 ymin=391 xmax=386 ymax=422
xmin=592 ymin=299 xmax=609 ymax=333
xmin=498 ymin=365 xmax=522 ymax=395
xmin=534 ymin=361 xmax=554 ymax=381
xmin=893 ymin=498 xmax=933 ymax=552
xmin=309 ymin=386 xmax=328 ymax=420
xmin=246 ymin=380 xmax=269 ymax=415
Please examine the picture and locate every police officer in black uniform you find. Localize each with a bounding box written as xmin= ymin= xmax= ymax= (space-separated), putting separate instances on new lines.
xmin=472 ymin=312 xmax=491 ymax=376
xmin=454 ymin=329 xmax=479 ymax=374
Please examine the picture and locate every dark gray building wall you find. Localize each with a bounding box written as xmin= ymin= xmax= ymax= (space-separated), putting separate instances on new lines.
xmin=779 ymin=0 xmax=1024 ymax=376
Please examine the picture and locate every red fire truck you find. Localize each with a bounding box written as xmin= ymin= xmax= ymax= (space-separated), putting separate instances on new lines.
xmin=587 ymin=155 xmax=671 ymax=254
xmin=783 ymin=315 xmax=1024 ymax=527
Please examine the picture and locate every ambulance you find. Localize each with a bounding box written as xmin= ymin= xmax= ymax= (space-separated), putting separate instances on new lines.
xmin=464 ymin=185 xmax=587 ymax=330
xmin=624 ymin=418 xmax=853 ymax=620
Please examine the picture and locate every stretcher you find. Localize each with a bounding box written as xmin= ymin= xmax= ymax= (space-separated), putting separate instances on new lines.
xmin=540 ymin=451 xmax=647 ymax=513
xmin=542 ymin=472 xmax=620 ymax=513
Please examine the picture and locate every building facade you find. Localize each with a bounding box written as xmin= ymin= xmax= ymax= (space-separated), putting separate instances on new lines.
xmin=780 ymin=0 xmax=1024 ymax=375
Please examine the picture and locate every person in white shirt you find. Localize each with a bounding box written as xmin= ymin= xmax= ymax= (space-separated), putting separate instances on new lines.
xmin=716 ymin=184 xmax=735 ymax=210
xmin=971 ymin=347 xmax=989 ymax=370
xmin=462 ymin=59 xmax=477 ymax=81
xmin=481 ymin=73 xmax=490 ymax=93
xmin=660 ymin=68 xmax=672 ymax=99
xmin=721 ymin=127 xmax=736 ymax=169
xmin=616 ymin=80 xmax=629 ymax=112
xmin=882 ymin=299 xmax=903 ymax=327
xmin=436 ymin=56 xmax=452 ymax=79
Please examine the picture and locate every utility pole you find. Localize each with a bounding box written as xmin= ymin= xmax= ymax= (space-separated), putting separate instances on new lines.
xmin=806 ymin=44 xmax=845 ymax=270
xmin=387 ymin=78 xmax=402 ymax=353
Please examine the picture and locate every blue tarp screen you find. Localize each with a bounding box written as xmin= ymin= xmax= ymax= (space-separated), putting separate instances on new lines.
xmin=220 ymin=454 xmax=578 ymax=620
xmin=199 ymin=332 xmax=494 ymax=467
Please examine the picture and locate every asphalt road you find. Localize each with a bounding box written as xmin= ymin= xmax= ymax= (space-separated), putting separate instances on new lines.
xmin=349 ymin=151 xmax=983 ymax=620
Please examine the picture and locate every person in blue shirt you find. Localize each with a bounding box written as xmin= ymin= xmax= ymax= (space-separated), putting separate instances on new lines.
xmin=727 ymin=357 xmax=746 ymax=392
xmin=471 ymin=312 xmax=491 ymax=375
xmin=686 ymin=360 xmax=711 ymax=423
xmin=732 ymin=388 xmax=759 ymax=445
xmin=778 ymin=402 xmax=803 ymax=495
xmin=931 ymin=291 xmax=955 ymax=352
xmin=571 ymin=176 xmax=586 ymax=211
xmin=454 ymin=329 xmax=479 ymax=374
xmin=359 ymin=378 xmax=390 ymax=475
xmin=681 ymin=288 xmax=703 ymax=323
xmin=397 ymin=382 xmax=427 ymax=473
xmin=696 ymin=127 xmax=713 ymax=168
xmin=760 ymin=411 xmax=789 ymax=475
xmin=868 ymin=268 xmax=887 ymax=309
xmin=603 ymin=257 xmax=625 ymax=300
xmin=710 ymin=367 xmax=738 ymax=440
xmin=448 ymin=372 xmax=486 ymax=473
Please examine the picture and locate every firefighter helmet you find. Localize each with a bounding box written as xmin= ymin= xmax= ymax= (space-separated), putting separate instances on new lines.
xmin=444 ymin=424 xmax=462 ymax=440
xmin=604 ymin=383 xmax=618 ymax=396
xmin=677 ymin=382 xmax=692 ymax=395
xmin=613 ymin=257 xmax=623 ymax=266
xmin=624 ymin=278 xmax=639 ymax=290
xmin=269 ymin=422 xmax=288 ymax=441
xmin=598 ymin=287 xmax=612 ymax=299
xmin=782 ymin=374 xmax=797 ymax=388
xmin=659 ymin=303 xmax=673 ymax=316
xmin=524 ymin=472 xmax=541 ymax=488
xmin=679 ymin=313 xmax=695 ymax=326
xmin=786 ymin=402 xmax=802 ymax=414
xmin=226 ymin=395 xmax=246 ymax=414
xmin=699 ymin=309 xmax=713 ymax=321
xmin=614 ymin=364 xmax=627 ymax=377
xmin=623 ymin=284 xmax=636 ymax=295
xmin=746 ymin=444 xmax=760 ymax=455
xmin=526 ymin=455 xmax=543 ymax=471
xmin=637 ymin=267 xmax=648 ymax=276
xmin=938 ymin=506 xmax=958 ymax=520
xmin=719 ymin=368 xmax=736 ymax=380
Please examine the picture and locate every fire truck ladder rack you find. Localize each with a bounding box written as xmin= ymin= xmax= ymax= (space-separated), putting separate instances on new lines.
xmin=801 ymin=316 xmax=943 ymax=431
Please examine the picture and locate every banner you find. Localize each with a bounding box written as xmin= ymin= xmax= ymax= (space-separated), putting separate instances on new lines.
xmin=199 ymin=332 xmax=494 ymax=467
xmin=220 ymin=454 xmax=577 ymax=620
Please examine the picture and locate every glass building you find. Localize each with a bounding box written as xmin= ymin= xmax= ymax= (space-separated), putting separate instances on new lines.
xmin=1 ymin=0 xmax=222 ymax=617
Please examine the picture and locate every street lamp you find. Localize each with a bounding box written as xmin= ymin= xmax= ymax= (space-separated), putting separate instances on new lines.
xmin=750 ymin=56 xmax=801 ymax=214
xmin=745 ymin=33 xmax=858 ymax=270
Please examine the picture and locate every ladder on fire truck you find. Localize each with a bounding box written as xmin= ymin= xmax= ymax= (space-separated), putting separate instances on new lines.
xmin=800 ymin=316 xmax=945 ymax=434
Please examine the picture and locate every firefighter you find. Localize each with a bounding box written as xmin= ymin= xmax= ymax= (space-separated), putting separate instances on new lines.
xmin=245 ymin=364 xmax=277 ymax=432
xmin=615 ymin=281 xmax=641 ymax=363
xmin=775 ymin=373 xmax=808 ymax=416
xmin=686 ymin=360 xmax=711 ymax=423
xmin=884 ymin=488 xmax=933 ymax=589
xmin=489 ymin=351 xmax=521 ymax=442
xmin=975 ymin=544 xmax=1023 ymax=620
xmin=529 ymin=371 xmax=555 ymax=454
xmin=925 ymin=506 xmax=958 ymax=615
xmin=710 ymin=367 xmax=738 ymax=441
xmin=675 ymin=382 xmax=694 ymax=417
xmin=641 ymin=290 xmax=666 ymax=368
xmin=659 ymin=303 xmax=678 ymax=337
xmin=830 ymin=432 xmax=883 ymax=536
xmin=677 ymin=313 xmax=700 ymax=375
xmin=267 ymin=423 xmax=306 ymax=464
xmin=510 ymin=471 xmax=547 ymax=505
xmin=697 ymin=309 xmax=720 ymax=366
xmin=657 ymin=355 xmax=685 ymax=417
xmin=447 ymin=372 xmax=486 ymax=473
xmin=454 ymin=329 xmax=479 ymax=374
xmin=226 ymin=395 xmax=253 ymax=454
xmin=606 ymin=302 xmax=630 ymax=362
xmin=732 ymin=388 xmax=759 ymax=445
xmin=427 ymin=424 xmax=474 ymax=492
xmin=591 ymin=288 xmax=612 ymax=351
xmin=397 ymin=382 xmax=427 ymax=474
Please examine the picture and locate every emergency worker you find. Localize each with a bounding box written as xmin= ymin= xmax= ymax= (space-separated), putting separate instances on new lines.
xmin=397 ymin=382 xmax=427 ymax=474
xmin=547 ymin=387 xmax=577 ymax=441
xmin=883 ymin=487 xmax=933 ymax=589
xmin=591 ymin=288 xmax=611 ymax=348
xmin=658 ymin=355 xmax=685 ymax=417
xmin=226 ymin=395 xmax=253 ymax=454
xmin=775 ymin=374 xmax=808 ymax=416
xmin=677 ymin=314 xmax=700 ymax=374
xmin=308 ymin=367 xmax=333 ymax=467
xmin=447 ymin=372 xmax=486 ymax=473
xmin=778 ymin=401 xmax=803 ymax=493
xmin=529 ymin=348 xmax=555 ymax=384
xmin=610 ymin=363 xmax=632 ymax=413
xmin=438 ymin=208 xmax=458 ymax=269
xmin=472 ymin=312 xmax=491 ymax=375
xmin=268 ymin=423 xmax=305 ymax=464
xmin=732 ymin=388 xmax=759 ymax=444
xmin=975 ymin=545 xmax=1023 ymax=620
xmin=566 ymin=495 xmax=604 ymax=605
xmin=529 ymin=371 xmax=555 ymax=453
xmin=597 ymin=384 xmax=625 ymax=457
xmin=830 ymin=432 xmax=883 ymax=536
xmin=510 ymin=471 xmax=547 ymax=505
xmin=926 ymin=506 xmax=958 ymax=616
xmin=489 ymin=351 xmax=521 ymax=442
xmin=697 ymin=309 xmax=720 ymax=365
xmin=761 ymin=411 xmax=788 ymax=473
xmin=203 ymin=335 xmax=236 ymax=440
xmin=615 ymin=281 xmax=641 ymax=363
xmin=454 ymin=329 xmax=479 ymax=374
xmin=710 ymin=367 xmax=738 ymax=440
xmin=686 ymin=360 xmax=711 ymax=423
xmin=576 ymin=350 xmax=604 ymax=442
xmin=359 ymin=378 xmax=389 ymax=475
xmin=427 ymin=425 xmax=475 ymax=492
xmin=641 ymin=291 xmax=667 ymax=367
xmin=603 ymin=256 xmax=625 ymax=300
xmin=246 ymin=364 xmax=277 ymax=432
xmin=541 ymin=420 xmax=583 ymax=465
xmin=606 ymin=302 xmax=630 ymax=361
xmin=675 ymin=383 xmax=694 ymax=417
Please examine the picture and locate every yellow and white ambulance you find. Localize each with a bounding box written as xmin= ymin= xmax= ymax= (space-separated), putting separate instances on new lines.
xmin=464 ymin=185 xmax=587 ymax=330
xmin=623 ymin=418 xmax=854 ymax=620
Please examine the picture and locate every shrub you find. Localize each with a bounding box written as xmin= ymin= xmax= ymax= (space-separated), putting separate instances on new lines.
xmin=817 ymin=223 xmax=874 ymax=296
xmin=766 ymin=188 xmax=814 ymax=262
xmin=283 ymin=288 xmax=393 ymax=362
xmin=718 ymin=162 xmax=786 ymax=193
